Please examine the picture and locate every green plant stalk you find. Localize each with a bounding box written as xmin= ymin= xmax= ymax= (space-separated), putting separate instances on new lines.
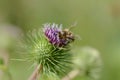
xmin=62 ymin=69 xmax=80 ymax=80
xmin=28 ymin=64 xmax=42 ymax=80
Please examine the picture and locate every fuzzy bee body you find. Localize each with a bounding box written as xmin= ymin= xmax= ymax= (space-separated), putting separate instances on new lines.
xmin=58 ymin=28 xmax=75 ymax=46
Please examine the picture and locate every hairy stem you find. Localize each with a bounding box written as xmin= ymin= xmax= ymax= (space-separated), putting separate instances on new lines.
xmin=62 ymin=69 xmax=80 ymax=80
xmin=28 ymin=65 xmax=42 ymax=80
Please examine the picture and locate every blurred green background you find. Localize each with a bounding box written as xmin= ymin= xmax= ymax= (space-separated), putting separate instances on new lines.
xmin=0 ymin=0 xmax=120 ymax=80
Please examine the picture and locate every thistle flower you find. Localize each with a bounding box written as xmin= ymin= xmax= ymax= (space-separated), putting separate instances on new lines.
xmin=19 ymin=23 xmax=75 ymax=80
xmin=43 ymin=23 xmax=62 ymax=46
xmin=43 ymin=23 xmax=74 ymax=47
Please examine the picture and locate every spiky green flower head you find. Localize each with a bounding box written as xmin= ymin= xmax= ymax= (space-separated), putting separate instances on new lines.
xmin=72 ymin=47 xmax=102 ymax=80
xmin=22 ymin=23 xmax=75 ymax=78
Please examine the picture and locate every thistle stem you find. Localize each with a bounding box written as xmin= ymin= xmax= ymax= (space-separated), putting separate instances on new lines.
xmin=62 ymin=69 xmax=80 ymax=80
xmin=28 ymin=65 xmax=42 ymax=80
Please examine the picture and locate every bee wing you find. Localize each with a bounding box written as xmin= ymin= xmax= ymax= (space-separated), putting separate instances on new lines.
xmin=75 ymin=34 xmax=82 ymax=40
xmin=69 ymin=21 xmax=78 ymax=30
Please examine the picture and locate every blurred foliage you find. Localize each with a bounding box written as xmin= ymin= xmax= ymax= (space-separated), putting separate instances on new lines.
xmin=0 ymin=0 xmax=120 ymax=80
xmin=0 ymin=58 xmax=4 ymax=65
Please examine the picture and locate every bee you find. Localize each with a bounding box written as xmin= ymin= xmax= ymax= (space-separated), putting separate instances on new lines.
xmin=58 ymin=26 xmax=75 ymax=45
xmin=63 ymin=28 xmax=75 ymax=41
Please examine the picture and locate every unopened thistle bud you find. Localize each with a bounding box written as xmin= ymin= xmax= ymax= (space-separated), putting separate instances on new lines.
xmin=73 ymin=47 xmax=102 ymax=80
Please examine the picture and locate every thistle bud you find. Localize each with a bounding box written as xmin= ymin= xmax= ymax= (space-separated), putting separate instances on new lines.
xmin=73 ymin=47 xmax=102 ymax=80
xmin=20 ymin=23 xmax=74 ymax=79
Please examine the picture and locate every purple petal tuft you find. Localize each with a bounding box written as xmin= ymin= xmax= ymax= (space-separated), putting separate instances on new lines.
xmin=43 ymin=23 xmax=74 ymax=47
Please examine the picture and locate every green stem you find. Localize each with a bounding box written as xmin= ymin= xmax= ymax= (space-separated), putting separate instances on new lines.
xmin=28 ymin=65 xmax=42 ymax=80
xmin=62 ymin=69 xmax=80 ymax=80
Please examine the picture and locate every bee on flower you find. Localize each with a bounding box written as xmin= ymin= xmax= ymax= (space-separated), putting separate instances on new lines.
xmin=43 ymin=23 xmax=75 ymax=47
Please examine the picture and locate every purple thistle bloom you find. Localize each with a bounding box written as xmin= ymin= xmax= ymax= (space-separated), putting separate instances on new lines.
xmin=43 ymin=23 xmax=74 ymax=47
xmin=43 ymin=23 xmax=62 ymax=46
